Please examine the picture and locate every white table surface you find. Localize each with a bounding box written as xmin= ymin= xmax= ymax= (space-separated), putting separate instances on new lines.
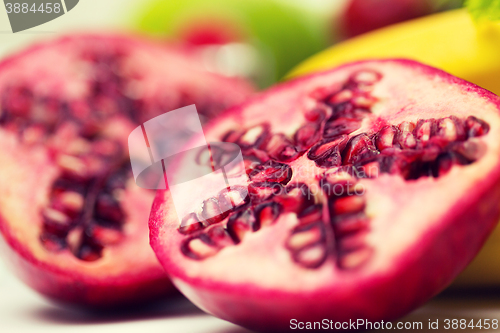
xmin=0 ymin=259 xmax=253 ymax=333
xmin=1 ymin=256 xmax=500 ymax=333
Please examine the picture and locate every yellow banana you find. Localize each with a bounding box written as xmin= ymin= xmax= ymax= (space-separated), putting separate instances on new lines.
xmin=288 ymin=8 xmax=500 ymax=287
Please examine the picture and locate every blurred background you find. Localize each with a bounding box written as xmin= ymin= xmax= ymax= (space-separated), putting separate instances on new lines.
xmin=0 ymin=0 xmax=463 ymax=88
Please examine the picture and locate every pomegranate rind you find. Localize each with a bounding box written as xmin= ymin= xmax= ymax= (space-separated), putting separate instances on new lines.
xmin=0 ymin=33 xmax=254 ymax=307
xmin=150 ymin=60 xmax=500 ymax=331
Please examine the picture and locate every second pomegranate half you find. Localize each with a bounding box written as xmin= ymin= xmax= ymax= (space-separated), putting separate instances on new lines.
xmin=0 ymin=33 xmax=254 ymax=307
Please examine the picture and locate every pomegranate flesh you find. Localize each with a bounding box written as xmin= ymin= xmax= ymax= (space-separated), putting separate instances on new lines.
xmin=149 ymin=60 xmax=500 ymax=331
xmin=0 ymin=34 xmax=254 ymax=307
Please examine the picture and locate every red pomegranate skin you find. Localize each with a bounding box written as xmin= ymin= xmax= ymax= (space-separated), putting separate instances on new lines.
xmin=149 ymin=59 xmax=500 ymax=331
xmin=0 ymin=33 xmax=254 ymax=307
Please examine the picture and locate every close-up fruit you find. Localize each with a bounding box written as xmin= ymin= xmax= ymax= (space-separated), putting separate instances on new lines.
xmin=134 ymin=0 xmax=332 ymax=87
xmin=289 ymin=6 xmax=500 ymax=287
xmin=0 ymin=33 xmax=254 ymax=307
xmin=149 ymin=59 xmax=500 ymax=332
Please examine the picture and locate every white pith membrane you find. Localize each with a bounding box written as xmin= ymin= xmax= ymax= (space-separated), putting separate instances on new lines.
xmin=0 ymin=34 xmax=253 ymax=298
xmin=151 ymin=60 xmax=500 ymax=300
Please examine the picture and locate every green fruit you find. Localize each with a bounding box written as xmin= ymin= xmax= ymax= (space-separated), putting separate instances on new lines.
xmin=133 ymin=0 xmax=332 ymax=87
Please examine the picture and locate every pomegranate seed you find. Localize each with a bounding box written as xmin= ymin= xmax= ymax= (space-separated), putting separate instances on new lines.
xmin=450 ymin=116 xmax=467 ymax=141
xmin=349 ymin=70 xmax=382 ymax=86
xmin=65 ymin=138 xmax=92 ymax=156
xmin=40 ymin=233 xmax=66 ymax=252
xmin=43 ymin=208 xmax=71 ymax=226
xmin=296 ymin=204 xmax=323 ymax=224
xmin=57 ymin=191 xmax=85 ymax=215
xmin=238 ymin=124 xmax=269 ymax=149
xmin=452 ymin=140 xmax=486 ymax=161
xmin=179 ymin=213 xmax=205 ymax=235
xmin=227 ymin=209 xmax=257 ymax=243
xmin=274 ymin=183 xmax=314 ymax=214
xmin=255 ymin=202 xmax=282 ymax=229
xmin=248 ymin=161 xmax=292 ymax=185
xmin=308 ymin=136 xmax=348 ymax=161
xmin=420 ymin=145 xmax=440 ymax=162
xmin=375 ymin=126 xmax=397 ymax=150
xmin=95 ymin=194 xmax=125 ymax=223
xmin=206 ymin=226 xmax=234 ymax=247
xmin=22 ymin=125 xmax=46 ymax=145
xmin=414 ymin=119 xmax=436 ymax=143
xmin=323 ymin=117 xmax=361 ymax=138
xmin=466 ymin=116 xmax=490 ymax=137
xmin=287 ymin=223 xmax=325 ymax=251
xmin=433 ymin=152 xmax=463 ymax=177
xmin=91 ymin=225 xmax=123 ymax=246
xmin=304 ymin=108 xmax=326 ymax=122
xmin=245 ymin=148 xmax=270 ymax=164
xmin=332 ymin=195 xmax=366 ymax=215
xmin=437 ymin=117 xmax=458 ymax=142
xmin=295 ymin=123 xmax=321 ymax=150
xmin=332 ymin=213 xmax=369 ymax=236
xmin=106 ymin=169 xmax=129 ymax=191
xmin=397 ymin=122 xmax=417 ymax=149
xmin=338 ymin=247 xmax=373 ymax=269
xmin=279 ymin=145 xmax=300 ymax=162
xmin=57 ymin=154 xmax=87 ymax=178
xmin=399 ymin=121 xmax=415 ymax=133
xmin=222 ymin=130 xmax=244 ymax=143
xmin=330 ymin=101 xmax=355 ymax=117
xmin=351 ymin=93 xmax=377 ymax=108
xmin=77 ymin=244 xmax=102 ymax=262
xmin=265 ymin=134 xmax=299 ymax=162
xmin=218 ymin=186 xmax=249 ymax=213
xmin=181 ymin=235 xmax=219 ymax=260
xmin=244 ymin=157 xmax=263 ymax=174
xmin=198 ymin=197 xmax=229 ymax=225
xmin=66 ymin=226 xmax=84 ymax=255
xmin=356 ymin=161 xmax=379 ymax=179
xmin=342 ymin=134 xmax=378 ymax=165
xmin=327 ymin=89 xmax=353 ymax=104
xmin=322 ymin=167 xmax=357 ymax=184
xmin=293 ymin=243 xmax=328 ymax=269
xmin=248 ymin=182 xmax=283 ymax=203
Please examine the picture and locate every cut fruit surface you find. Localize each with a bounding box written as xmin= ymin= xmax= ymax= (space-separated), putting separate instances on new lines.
xmin=150 ymin=60 xmax=500 ymax=332
xmin=0 ymin=33 xmax=254 ymax=307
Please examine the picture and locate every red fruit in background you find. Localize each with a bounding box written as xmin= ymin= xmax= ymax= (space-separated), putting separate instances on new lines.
xmin=149 ymin=60 xmax=500 ymax=332
xmin=178 ymin=18 xmax=244 ymax=46
xmin=341 ymin=0 xmax=432 ymax=38
xmin=0 ymin=34 xmax=254 ymax=307
xmin=136 ymin=0 xmax=333 ymax=88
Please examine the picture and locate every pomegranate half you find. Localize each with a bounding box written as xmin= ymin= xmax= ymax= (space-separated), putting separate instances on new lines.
xmin=0 ymin=33 xmax=254 ymax=307
xmin=150 ymin=60 xmax=500 ymax=331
